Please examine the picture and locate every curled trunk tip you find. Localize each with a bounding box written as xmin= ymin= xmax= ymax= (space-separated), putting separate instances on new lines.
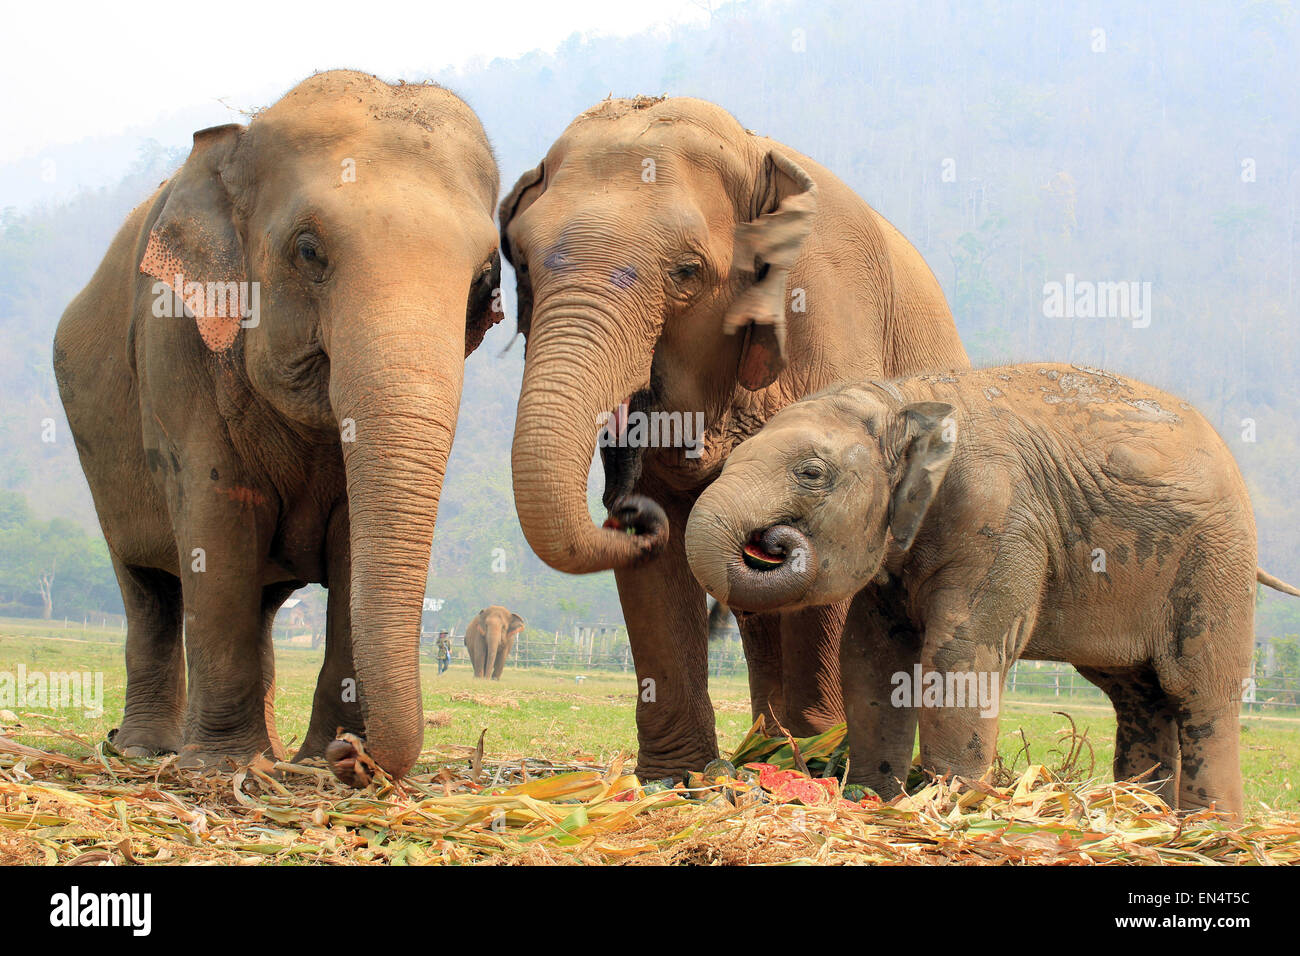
xmin=686 ymin=497 xmax=817 ymax=612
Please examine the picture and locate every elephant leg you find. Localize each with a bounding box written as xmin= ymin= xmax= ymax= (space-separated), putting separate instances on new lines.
xmin=915 ymin=597 xmax=1037 ymax=788
xmin=174 ymin=494 xmax=279 ymax=769
xmin=1154 ymin=586 xmax=1250 ymax=820
xmin=614 ymin=492 xmax=717 ymax=780
xmin=297 ymin=505 xmax=364 ymax=761
xmin=1171 ymin=695 xmax=1243 ymax=819
xmin=258 ymin=582 xmax=298 ymax=762
xmin=778 ymin=601 xmax=847 ymax=735
xmin=739 ymin=603 xmax=846 ymax=737
xmin=913 ymin=546 xmax=1046 ymax=788
xmin=1077 ymin=666 xmax=1179 ymax=805
xmin=841 ymin=585 xmax=922 ymax=798
xmin=737 ymin=612 xmax=785 ymax=734
xmin=112 ymin=560 xmax=185 ymax=756
xmin=491 ymin=642 xmax=507 ymax=680
xmin=469 ymin=636 xmax=485 ymax=677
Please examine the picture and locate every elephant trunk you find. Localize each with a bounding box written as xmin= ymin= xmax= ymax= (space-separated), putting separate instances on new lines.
xmin=685 ymin=478 xmax=818 ymax=613
xmin=327 ymin=306 xmax=464 ymax=784
xmin=512 ymin=297 xmax=667 ymax=574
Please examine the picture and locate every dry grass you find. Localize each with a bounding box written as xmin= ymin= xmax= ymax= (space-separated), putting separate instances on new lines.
xmin=2 ymin=720 xmax=1298 ymax=866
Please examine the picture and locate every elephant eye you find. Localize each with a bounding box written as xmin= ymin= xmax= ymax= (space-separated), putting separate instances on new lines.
xmin=294 ymin=232 xmax=329 ymax=282
xmin=670 ymin=259 xmax=703 ymax=284
xmin=793 ymin=458 xmax=829 ymax=485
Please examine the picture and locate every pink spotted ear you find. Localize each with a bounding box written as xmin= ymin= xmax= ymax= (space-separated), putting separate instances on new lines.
xmin=138 ymin=124 xmax=246 ymax=353
xmin=140 ymin=228 xmax=244 ymax=351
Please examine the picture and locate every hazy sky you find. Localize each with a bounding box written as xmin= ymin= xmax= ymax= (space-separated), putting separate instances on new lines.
xmin=1 ymin=0 xmax=735 ymax=163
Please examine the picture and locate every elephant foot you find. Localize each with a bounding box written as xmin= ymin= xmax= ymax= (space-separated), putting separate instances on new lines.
xmin=295 ymin=718 xmax=364 ymax=764
xmin=108 ymin=723 xmax=181 ymax=758
xmin=120 ymin=745 xmax=169 ymax=758
xmin=324 ymin=734 xmax=379 ymax=788
xmin=634 ymin=751 xmax=720 ymax=784
xmin=174 ymin=748 xmax=237 ymax=772
xmin=174 ymin=739 xmax=274 ymax=773
xmin=845 ymin=771 xmax=906 ymax=802
xmin=294 ymin=732 xmax=334 ymax=764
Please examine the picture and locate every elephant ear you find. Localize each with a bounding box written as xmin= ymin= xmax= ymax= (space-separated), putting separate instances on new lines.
xmin=139 ymin=124 xmax=246 ymax=353
xmin=507 ymin=613 xmax=525 ymax=637
xmin=887 ymin=402 xmax=957 ymax=551
xmin=464 ymin=249 xmax=502 ymax=357
xmin=723 ymin=151 xmax=818 ymax=391
xmin=498 ymin=161 xmax=546 ymax=340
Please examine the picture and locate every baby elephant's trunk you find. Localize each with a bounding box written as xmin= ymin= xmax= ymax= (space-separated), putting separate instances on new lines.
xmin=685 ymin=487 xmax=819 ymax=612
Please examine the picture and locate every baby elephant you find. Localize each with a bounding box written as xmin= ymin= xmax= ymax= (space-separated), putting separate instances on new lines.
xmin=686 ymin=364 xmax=1300 ymax=819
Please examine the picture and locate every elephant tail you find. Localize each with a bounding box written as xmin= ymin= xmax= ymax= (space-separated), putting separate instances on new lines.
xmin=1258 ymin=568 xmax=1300 ymax=597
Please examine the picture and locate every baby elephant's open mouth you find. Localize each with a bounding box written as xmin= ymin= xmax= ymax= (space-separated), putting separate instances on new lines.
xmin=743 ymin=532 xmax=792 ymax=570
xmin=725 ymin=524 xmax=818 ymax=612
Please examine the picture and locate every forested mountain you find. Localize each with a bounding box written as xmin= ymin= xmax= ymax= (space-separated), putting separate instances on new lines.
xmin=2 ymin=0 xmax=1298 ymax=634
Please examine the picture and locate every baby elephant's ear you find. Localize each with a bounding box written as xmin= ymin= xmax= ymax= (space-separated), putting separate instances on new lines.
xmin=888 ymin=402 xmax=957 ymax=551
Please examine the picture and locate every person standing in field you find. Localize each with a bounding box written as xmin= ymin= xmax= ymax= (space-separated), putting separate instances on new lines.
xmin=436 ymin=631 xmax=452 ymax=675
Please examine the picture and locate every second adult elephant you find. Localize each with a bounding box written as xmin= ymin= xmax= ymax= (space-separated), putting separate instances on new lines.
xmin=500 ymin=96 xmax=969 ymax=778
xmin=464 ymin=607 xmax=525 ymax=679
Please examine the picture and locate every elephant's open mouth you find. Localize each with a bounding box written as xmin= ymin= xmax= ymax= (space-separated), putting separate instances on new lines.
xmin=742 ymin=534 xmax=789 ymax=570
xmin=720 ymin=524 xmax=819 ymax=613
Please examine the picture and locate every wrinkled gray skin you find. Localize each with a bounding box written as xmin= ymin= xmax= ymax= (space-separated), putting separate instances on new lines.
xmin=53 ymin=72 xmax=501 ymax=785
xmin=464 ymin=606 xmax=525 ymax=679
xmin=500 ymin=96 xmax=968 ymax=779
xmin=687 ymin=364 xmax=1300 ymax=820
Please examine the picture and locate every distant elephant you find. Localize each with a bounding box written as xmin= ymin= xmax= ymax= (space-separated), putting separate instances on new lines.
xmin=686 ymin=364 xmax=1300 ymax=820
xmin=499 ymin=96 xmax=969 ymax=778
xmin=53 ymin=71 xmax=502 ymax=786
xmin=464 ymin=607 xmax=525 ymax=679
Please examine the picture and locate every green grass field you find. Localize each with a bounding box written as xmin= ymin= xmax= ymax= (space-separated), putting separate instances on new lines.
xmin=2 ymin=620 xmax=1297 ymax=817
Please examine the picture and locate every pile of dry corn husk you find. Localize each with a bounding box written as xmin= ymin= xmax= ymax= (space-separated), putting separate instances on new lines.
xmin=1 ymin=721 xmax=1298 ymax=865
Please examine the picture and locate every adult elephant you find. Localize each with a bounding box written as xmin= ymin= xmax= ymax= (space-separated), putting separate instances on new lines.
xmin=53 ymin=71 xmax=501 ymax=786
xmin=500 ymin=96 xmax=968 ymax=779
xmin=464 ymin=607 xmax=526 ymax=679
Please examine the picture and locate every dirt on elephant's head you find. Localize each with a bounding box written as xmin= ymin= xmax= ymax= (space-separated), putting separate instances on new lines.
xmin=581 ymin=94 xmax=668 ymax=122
